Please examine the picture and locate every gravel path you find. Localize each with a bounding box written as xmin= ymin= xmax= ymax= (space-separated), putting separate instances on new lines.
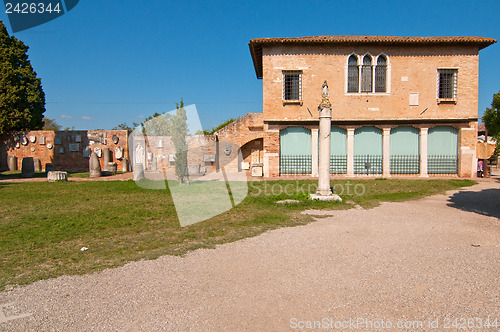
xmin=1 ymin=180 xmax=499 ymax=331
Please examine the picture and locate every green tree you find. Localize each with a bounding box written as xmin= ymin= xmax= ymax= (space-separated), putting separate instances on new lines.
xmin=141 ymin=99 xmax=189 ymax=183
xmin=482 ymin=91 xmax=500 ymax=139
xmin=0 ymin=21 xmax=45 ymax=134
xmin=170 ymin=100 xmax=189 ymax=183
xmin=42 ymin=118 xmax=62 ymax=131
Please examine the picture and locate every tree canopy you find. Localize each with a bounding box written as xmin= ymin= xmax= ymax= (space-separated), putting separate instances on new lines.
xmin=0 ymin=21 xmax=45 ymax=135
xmin=482 ymin=91 xmax=500 ymax=138
xmin=42 ymin=118 xmax=62 ymax=131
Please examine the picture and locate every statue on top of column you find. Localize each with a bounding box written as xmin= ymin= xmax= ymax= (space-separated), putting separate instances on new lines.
xmin=319 ymin=80 xmax=332 ymax=109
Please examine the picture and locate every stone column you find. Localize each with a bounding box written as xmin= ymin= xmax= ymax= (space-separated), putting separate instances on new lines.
xmin=310 ymin=81 xmax=341 ymax=201
xmin=316 ymin=107 xmax=332 ymax=195
xmin=382 ymin=128 xmax=391 ymax=177
xmin=311 ymin=128 xmax=319 ymax=177
xmin=103 ymin=147 xmax=111 ymax=171
xmin=419 ymin=127 xmax=428 ymax=177
xmin=346 ymin=128 xmax=355 ymax=177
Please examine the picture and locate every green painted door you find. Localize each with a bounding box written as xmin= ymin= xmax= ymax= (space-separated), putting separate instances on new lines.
xmin=354 ymin=126 xmax=382 ymax=174
xmin=279 ymin=127 xmax=311 ymax=174
xmin=428 ymin=126 xmax=458 ymax=174
xmin=390 ymin=126 xmax=419 ymax=174
xmin=331 ymin=127 xmax=347 ymax=174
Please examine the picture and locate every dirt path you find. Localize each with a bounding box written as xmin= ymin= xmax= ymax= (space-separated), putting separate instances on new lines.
xmin=0 ymin=180 xmax=499 ymax=331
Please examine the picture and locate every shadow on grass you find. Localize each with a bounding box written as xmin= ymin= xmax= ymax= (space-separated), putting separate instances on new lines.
xmin=447 ymin=188 xmax=500 ymax=219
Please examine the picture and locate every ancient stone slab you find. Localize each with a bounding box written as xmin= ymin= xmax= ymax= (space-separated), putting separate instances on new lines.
xmin=188 ymin=164 xmax=200 ymax=175
xmin=157 ymin=140 xmax=163 ymax=148
xmin=21 ymin=157 xmax=34 ymax=178
xmin=39 ymin=136 xmax=46 ymax=145
xmin=251 ymin=165 xmax=263 ymax=177
xmin=122 ymin=157 xmax=128 ymax=172
xmin=54 ymin=135 xmax=62 ymax=145
xmin=46 ymin=143 xmax=53 ymax=149
xmin=7 ymin=156 xmax=17 ymax=171
xmin=134 ymin=145 xmax=145 ymax=164
xmin=88 ymin=132 xmax=104 ymax=144
xmin=58 ymin=147 xmax=64 ymax=154
xmin=168 ymin=154 xmax=176 ymax=162
xmin=47 ymin=171 xmax=68 ymax=182
xmin=94 ymin=147 xmax=102 ymax=158
xmin=21 ymin=136 xmax=28 ymax=145
xmin=115 ymin=146 xmax=124 ymax=160
xmin=89 ymin=153 xmax=101 ymax=178
xmin=68 ymin=143 xmax=80 ymax=152
xmin=203 ymin=154 xmax=215 ymax=162
xmin=75 ymin=135 xmax=81 ymax=142
xmin=112 ymin=135 xmax=119 ymax=144
xmin=29 ymin=135 xmax=36 ymax=143
xmin=33 ymin=158 xmax=41 ymax=172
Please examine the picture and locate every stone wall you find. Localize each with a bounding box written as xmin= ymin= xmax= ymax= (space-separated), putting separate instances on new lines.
xmin=0 ymin=130 xmax=129 ymax=172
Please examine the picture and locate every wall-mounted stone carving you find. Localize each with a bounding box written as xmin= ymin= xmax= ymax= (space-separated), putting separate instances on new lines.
xmin=29 ymin=136 xmax=36 ymax=143
xmin=88 ymin=132 xmax=105 ymax=145
xmin=75 ymin=135 xmax=82 ymax=142
xmin=54 ymin=135 xmax=62 ymax=145
xmin=94 ymin=147 xmax=102 ymax=158
xmin=47 ymin=143 xmax=53 ymax=149
xmin=39 ymin=136 xmax=46 ymax=145
xmin=112 ymin=135 xmax=119 ymax=144
xmin=115 ymin=146 xmax=124 ymax=159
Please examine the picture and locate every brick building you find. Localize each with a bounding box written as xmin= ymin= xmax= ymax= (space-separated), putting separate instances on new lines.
xmin=241 ymin=35 xmax=496 ymax=177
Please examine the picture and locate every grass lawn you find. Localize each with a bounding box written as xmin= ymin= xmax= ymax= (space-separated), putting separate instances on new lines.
xmin=0 ymin=178 xmax=475 ymax=289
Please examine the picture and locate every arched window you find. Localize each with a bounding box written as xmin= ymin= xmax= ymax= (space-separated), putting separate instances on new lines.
xmin=375 ymin=55 xmax=387 ymax=92
xmin=347 ymin=55 xmax=359 ymax=93
xmin=361 ymin=55 xmax=372 ymax=92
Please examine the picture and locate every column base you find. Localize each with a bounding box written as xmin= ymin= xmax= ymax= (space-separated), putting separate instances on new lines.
xmin=309 ymin=193 xmax=343 ymax=202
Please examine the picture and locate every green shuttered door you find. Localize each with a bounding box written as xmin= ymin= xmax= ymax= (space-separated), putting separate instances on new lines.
xmin=279 ymin=127 xmax=312 ymax=174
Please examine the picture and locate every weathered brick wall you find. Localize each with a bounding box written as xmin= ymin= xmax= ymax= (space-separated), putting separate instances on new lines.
xmin=1 ymin=130 xmax=129 ymax=172
xmin=214 ymin=113 xmax=264 ymax=147
xmin=262 ymin=44 xmax=479 ymax=121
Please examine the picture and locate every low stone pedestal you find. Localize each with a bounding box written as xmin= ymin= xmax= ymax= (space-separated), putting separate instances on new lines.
xmin=309 ymin=193 xmax=342 ymax=202
xmin=47 ymin=171 xmax=68 ymax=182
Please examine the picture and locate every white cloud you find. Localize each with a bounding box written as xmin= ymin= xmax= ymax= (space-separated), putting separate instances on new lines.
xmin=60 ymin=114 xmax=73 ymax=119
xmin=82 ymin=116 xmax=93 ymax=120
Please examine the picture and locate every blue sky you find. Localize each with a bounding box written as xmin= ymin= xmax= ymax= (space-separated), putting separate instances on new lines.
xmin=1 ymin=0 xmax=499 ymax=130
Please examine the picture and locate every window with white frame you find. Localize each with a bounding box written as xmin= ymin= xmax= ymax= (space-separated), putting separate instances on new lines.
xmin=283 ymin=70 xmax=302 ymax=102
xmin=437 ymin=69 xmax=457 ymax=102
xmin=347 ymin=54 xmax=388 ymax=94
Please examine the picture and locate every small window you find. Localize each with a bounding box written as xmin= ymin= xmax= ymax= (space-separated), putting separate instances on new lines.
xmin=438 ymin=69 xmax=457 ymax=101
xmin=347 ymin=55 xmax=359 ymax=93
xmin=283 ymin=71 xmax=302 ymax=102
xmin=375 ymin=55 xmax=387 ymax=92
xmin=361 ymin=55 xmax=373 ymax=92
